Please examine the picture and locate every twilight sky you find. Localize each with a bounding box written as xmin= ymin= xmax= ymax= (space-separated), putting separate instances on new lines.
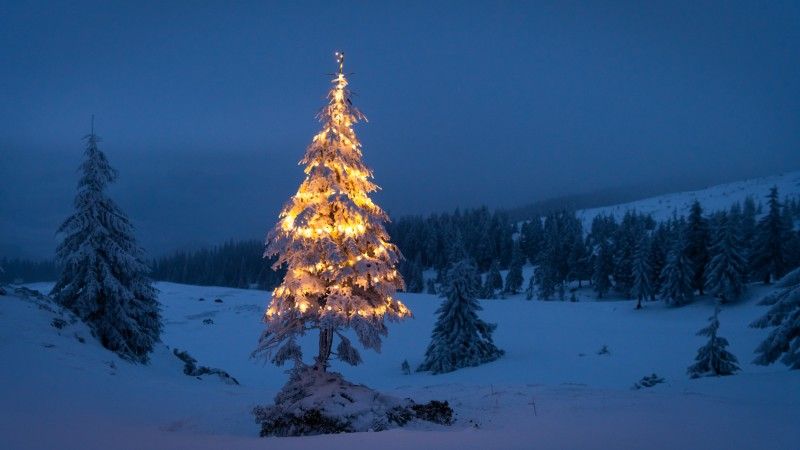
xmin=1 ymin=1 xmax=799 ymax=258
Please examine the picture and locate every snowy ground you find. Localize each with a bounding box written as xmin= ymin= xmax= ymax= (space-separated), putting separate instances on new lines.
xmin=1 ymin=281 xmax=798 ymax=449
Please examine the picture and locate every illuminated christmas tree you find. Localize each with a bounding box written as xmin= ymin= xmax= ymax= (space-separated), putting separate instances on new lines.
xmin=254 ymin=52 xmax=411 ymax=371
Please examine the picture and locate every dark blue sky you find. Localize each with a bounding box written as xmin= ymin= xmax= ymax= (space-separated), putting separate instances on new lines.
xmin=1 ymin=1 xmax=799 ymax=258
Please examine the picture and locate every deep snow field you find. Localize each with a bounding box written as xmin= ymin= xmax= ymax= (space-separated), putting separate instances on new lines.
xmin=1 ymin=278 xmax=798 ymax=450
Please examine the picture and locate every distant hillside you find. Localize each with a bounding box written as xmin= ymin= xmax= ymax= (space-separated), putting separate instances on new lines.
xmin=507 ymin=171 xmax=800 ymax=223
xmin=576 ymin=170 xmax=800 ymax=226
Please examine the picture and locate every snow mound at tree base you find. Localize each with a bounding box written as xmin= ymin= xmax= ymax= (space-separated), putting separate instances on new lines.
xmin=253 ymin=365 xmax=452 ymax=436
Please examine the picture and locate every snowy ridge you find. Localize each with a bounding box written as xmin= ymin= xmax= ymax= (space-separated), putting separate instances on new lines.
xmin=577 ymin=170 xmax=800 ymax=225
xmin=1 ymin=282 xmax=799 ymax=449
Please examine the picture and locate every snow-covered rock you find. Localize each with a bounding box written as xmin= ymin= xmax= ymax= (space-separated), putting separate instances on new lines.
xmin=253 ymin=365 xmax=451 ymax=436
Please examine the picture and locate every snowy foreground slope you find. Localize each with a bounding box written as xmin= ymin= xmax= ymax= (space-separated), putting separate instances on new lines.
xmin=2 ymin=282 xmax=799 ymax=450
xmin=577 ymin=170 xmax=800 ymax=225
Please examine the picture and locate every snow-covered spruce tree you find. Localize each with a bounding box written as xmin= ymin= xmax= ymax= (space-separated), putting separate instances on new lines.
xmin=750 ymin=266 xmax=800 ymax=369
xmin=659 ymin=229 xmax=694 ymax=306
xmin=687 ymin=305 xmax=740 ymax=378
xmin=418 ymin=260 xmax=504 ymax=374
xmin=750 ymin=187 xmax=790 ymax=284
xmin=632 ymin=232 xmax=653 ymax=309
xmin=704 ymin=211 xmax=747 ymax=303
xmin=252 ymin=55 xmax=449 ymax=436
xmin=51 ymin=131 xmax=161 ymax=363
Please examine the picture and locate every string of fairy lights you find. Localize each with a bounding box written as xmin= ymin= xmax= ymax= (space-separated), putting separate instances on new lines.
xmin=264 ymin=52 xmax=410 ymax=323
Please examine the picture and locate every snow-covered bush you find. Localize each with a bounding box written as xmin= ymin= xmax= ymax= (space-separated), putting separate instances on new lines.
xmin=632 ymin=373 xmax=665 ymax=389
xmin=173 ymin=349 xmax=239 ymax=385
xmin=253 ymin=366 xmax=452 ymax=436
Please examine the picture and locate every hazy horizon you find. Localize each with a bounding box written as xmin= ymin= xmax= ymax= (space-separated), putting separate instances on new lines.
xmin=2 ymin=1 xmax=799 ymax=259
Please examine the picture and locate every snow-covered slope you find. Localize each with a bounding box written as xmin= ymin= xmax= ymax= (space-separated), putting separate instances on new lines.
xmin=1 ymin=282 xmax=798 ymax=449
xmin=577 ymin=170 xmax=800 ymax=225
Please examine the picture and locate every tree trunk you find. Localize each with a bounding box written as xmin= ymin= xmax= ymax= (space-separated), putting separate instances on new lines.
xmin=316 ymin=327 xmax=333 ymax=371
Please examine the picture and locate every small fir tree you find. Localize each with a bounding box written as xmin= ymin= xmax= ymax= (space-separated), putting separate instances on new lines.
xmin=751 ymin=266 xmax=800 ymax=368
xmin=417 ymin=260 xmax=504 ymax=374
xmin=51 ymin=128 xmax=161 ymax=362
xmin=687 ymin=305 xmax=740 ymax=378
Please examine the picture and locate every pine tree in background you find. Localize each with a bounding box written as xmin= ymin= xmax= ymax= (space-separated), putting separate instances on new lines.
xmin=417 ymin=260 xmax=503 ymax=374
xmin=740 ymin=197 xmax=758 ymax=278
xmin=486 ymin=259 xmax=503 ymax=291
xmin=567 ymin=235 xmax=590 ymax=288
xmin=781 ymin=205 xmax=800 ymax=270
xmin=255 ymin=54 xmax=410 ymax=371
xmin=648 ymin=222 xmax=670 ymax=297
xmin=612 ymin=212 xmax=638 ymax=298
xmin=525 ymin=275 xmax=535 ymax=300
xmin=750 ymin=187 xmax=790 ymax=284
xmin=520 ymin=217 xmax=544 ymax=264
xmin=504 ymin=242 xmax=524 ymax=294
xmin=685 ymin=200 xmax=710 ymax=295
xmin=51 ymin=128 xmax=161 ymax=363
xmin=751 ymin=266 xmax=800 ymax=369
xmin=687 ymin=305 xmax=740 ymax=378
xmin=401 ymin=254 xmax=424 ymax=293
xmin=632 ymin=233 xmax=653 ymax=309
xmin=426 ymin=278 xmax=438 ymax=295
xmin=659 ymin=229 xmax=694 ymax=306
xmin=705 ymin=212 xmax=747 ymax=303
xmin=592 ymin=238 xmax=614 ymax=299
xmin=588 ymin=214 xmax=617 ymax=299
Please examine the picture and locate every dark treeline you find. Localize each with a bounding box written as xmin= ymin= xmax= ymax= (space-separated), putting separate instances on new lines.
xmin=0 ymin=258 xmax=58 ymax=284
xmin=150 ymin=240 xmax=285 ymax=290
xmin=7 ymin=189 xmax=798 ymax=298
xmin=387 ymin=206 xmax=516 ymax=271
xmin=397 ymin=188 xmax=800 ymax=304
xmin=518 ymin=188 xmax=800 ymax=305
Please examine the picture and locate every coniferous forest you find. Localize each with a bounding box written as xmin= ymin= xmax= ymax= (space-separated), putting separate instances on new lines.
xmin=149 ymin=189 xmax=800 ymax=303
xmin=6 ymin=190 xmax=800 ymax=305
